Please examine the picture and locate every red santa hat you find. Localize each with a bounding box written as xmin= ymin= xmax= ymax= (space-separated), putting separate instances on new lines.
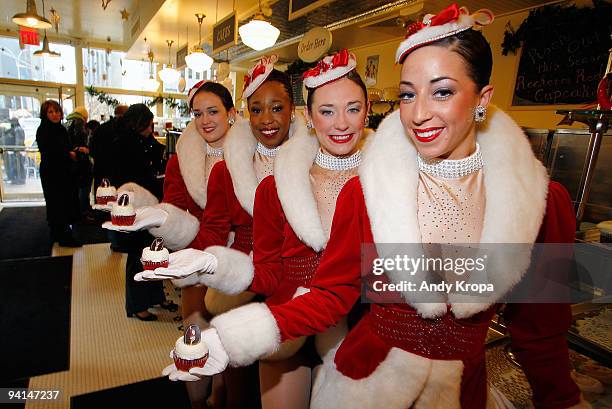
xmin=242 ymin=55 xmax=278 ymax=99
xmin=187 ymin=80 xmax=209 ymax=108
xmin=302 ymin=49 xmax=357 ymax=89
xmin=395 ymin=3 xmax=494 ymax=64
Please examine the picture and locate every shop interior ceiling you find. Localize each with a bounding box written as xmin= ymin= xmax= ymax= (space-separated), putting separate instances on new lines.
xmin=2 ymin=0 xmax=564 ymax=71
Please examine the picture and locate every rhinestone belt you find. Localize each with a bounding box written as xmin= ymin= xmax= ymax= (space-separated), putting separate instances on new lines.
xmin=232 ymin=225 xmax=253 ymax=253
xmin=282 ymin=253 xmax=322 ymax=286
xmin=370 ymin=304 xmax=489 ymax=360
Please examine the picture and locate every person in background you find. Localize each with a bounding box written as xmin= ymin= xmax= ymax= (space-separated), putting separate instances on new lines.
xmin=36 ymin=100 xmax=81 ymax=247
xmin=66 ymin=106 xmax=93 ymax=219
xmin=5 ymin=118 xmax=26 ymax=185
xmin=86 ymin=119 xmax=100 ymax=136
xmin=90 ymin=104 xmax=128 ymax=192
xmin=111 ymin=103 xmax=170 ymax=321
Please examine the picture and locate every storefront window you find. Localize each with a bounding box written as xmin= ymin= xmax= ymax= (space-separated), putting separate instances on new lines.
xmin=83 ymin=48 xmax=158 ymax=92
xmin=0 ymin=36 xmax=76 ymax=84
xmin=85 ymin=92 xmax=153 ymax=122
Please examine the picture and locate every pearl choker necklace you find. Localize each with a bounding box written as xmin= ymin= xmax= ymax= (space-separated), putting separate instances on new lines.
xmin=417 ymin=143 xmax=483 ymax=179
xmin=256 ymin=142 xmax=280 ymax=157
xmin=315 ymin=149 xmax=361 ymax=170
xmin=206 ymin=144 xmax=224 ymax=157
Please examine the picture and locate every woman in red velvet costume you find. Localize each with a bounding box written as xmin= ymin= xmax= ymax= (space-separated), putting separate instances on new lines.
xmin=145 ymin=50 xmax=370 ymax=409
xmin=147 ymin=5 xmax=586 ymax=409
xmin=139 ymin=55 xmax=305 ymax=408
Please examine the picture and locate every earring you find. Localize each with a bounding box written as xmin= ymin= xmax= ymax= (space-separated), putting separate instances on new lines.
xmin=291 ymin=112 xmax=295 ymax=123
xmin=364 ymin=116 xmax=369 ymax=128
xmin=306 ymin=120 xmax=313 ymax=130
xmin=474 ymin=105 xmax=486 ymax=122
xmin=228 ymin=117 xmax=235 ymax=126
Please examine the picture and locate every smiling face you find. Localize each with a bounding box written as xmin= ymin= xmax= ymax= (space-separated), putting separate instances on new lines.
xmin=46 ymin=105 xmax=62 ymax=123
xmin=306 ymin=77 xmax=368 ymax=157
xmin=398 ymin=45 xmax=493 ymax=160
xmin=248 ymin=81 xmax=294 ymax=149
xmin=192 ymin=91 xmax=235 ymax=147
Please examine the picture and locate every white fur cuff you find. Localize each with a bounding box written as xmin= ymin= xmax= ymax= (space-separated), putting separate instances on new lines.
xmin=118 ymin=182 xmax=159 ymax=207
xmin=203 ymin=246 xmax=254 ymax=295
xmin=148 ymin=203 xmax=200 ymax=250
xmin=211 ymin=303 xmax=281 ymax=366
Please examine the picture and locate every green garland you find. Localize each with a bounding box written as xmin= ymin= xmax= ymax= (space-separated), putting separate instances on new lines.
xmin=86 ymin=85 xmax=120 ymax=108
xmin=502 ymin=1 xmax=612 ymax=56
xmin=86 ymin=86 xmax=188 ymax=115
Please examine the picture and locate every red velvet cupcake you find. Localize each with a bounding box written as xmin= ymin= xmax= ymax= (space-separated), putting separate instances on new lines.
xmin=111 ymin=193 xmax=136 ymax=225
xmin=141 ymin=238 xmax=170 ymax=270
xmin=173 ymin=324 xmax=209 ymax=371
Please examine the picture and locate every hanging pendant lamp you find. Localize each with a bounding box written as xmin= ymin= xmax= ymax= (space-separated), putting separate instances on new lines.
xmin=13 ymin=0 xmax=52 ymax=29
xmin=185 ymin=13 xmax=214 ymax=72
xmin=239 ymin=0 xmax=280 ymax=51
xmin=158 ymin=40 xmax=181 ymax=85
xmin=33 ymin=31 xmax=60 ymax=57
xmin=143 ymin=51 xmax=160 ymax=91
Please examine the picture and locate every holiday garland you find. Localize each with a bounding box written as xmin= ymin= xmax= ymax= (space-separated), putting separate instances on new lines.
xmin=501 ymin=1 xmax=612 ymax=56
xmin=86 ymin=86 xmax=189 ymax=115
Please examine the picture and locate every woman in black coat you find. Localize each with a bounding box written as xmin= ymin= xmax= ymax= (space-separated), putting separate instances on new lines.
xmin=36 ymin=100 xmax=81 ymax=247
xmin=111 ymin=103 xmax=173 ymax=321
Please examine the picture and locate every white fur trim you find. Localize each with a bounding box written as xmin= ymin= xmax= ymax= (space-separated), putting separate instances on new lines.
xmin=359 ymin=106 xmax=549 ymax=318
xmin=211 ymin=302 xmax=280 ymax=366
xmin=274 ymin=119 xmax=327 ymax=251
xmin=223 ymin=117 xmax=258 ymax=216
xmin=224 ymin=114 xmax=308 ymax=216
xmin=311 ymin=347 xmax=463 ymax=409
xmin=117 ymin=182 xmax=159 ymax=207
xmin=148 ymin=203 xmax=200 ymax=251
xmin=203 ymin=245 xmax=254 ymax=295
xmin=175 ymin=121 xmax=209 ymax=209
xmin=204 ymin=289 xmax=256 ymax=316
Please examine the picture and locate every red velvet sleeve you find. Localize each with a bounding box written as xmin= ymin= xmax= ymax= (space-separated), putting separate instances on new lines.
xmin=505 ymin=181 xmax=581 ymax=409
xmin=161 ymin=155 xmax=189 ymax=209
xmin=270 ymin=177 xmax=363 ymax=341
xmin=249 ymin=176 xmax=285 ymax=297
xmin=189 ymin=161 xmax=232 ymax=250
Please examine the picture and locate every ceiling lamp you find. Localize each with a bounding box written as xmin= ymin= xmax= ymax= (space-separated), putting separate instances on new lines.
xmin=185 ymin=13 xmax=214 ymax=72
xmin=239 ymin=0 xmax=280 ymax=51
xmin=12 ymin=0 xmax=52 ymax=29
xmin=33 ymin=32 xmax=60 ymax=57
xmin=158 ymin=40 xmax=181 ymax=85
xmin=143 ymin=52 xmax=160 ymax=91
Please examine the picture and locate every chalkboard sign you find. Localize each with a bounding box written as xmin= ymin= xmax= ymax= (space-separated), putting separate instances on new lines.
xmin=512 ymin=5 xmax=610 ymax=106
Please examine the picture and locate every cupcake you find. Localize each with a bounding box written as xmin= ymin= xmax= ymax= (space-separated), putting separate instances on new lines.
xmin=173 ymin=324 xmax=209 ymax=371
xmin=111 ymin=193 xmax=136 ymax=226
xmin=141 ymin=238 xmax=170 ymax=270
xmin=95 ymin=178 xmax=117 ymax=205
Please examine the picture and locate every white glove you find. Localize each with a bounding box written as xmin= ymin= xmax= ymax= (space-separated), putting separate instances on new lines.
xmin=134 ymin=248 xmax=218 ymax=284
xmin=92 ymin=202 xmax=115 ymax=212
xmin=162 ymin=328 xmax=230 ymax=381
xmin=102 ymin=207 xmax=168 ymax=232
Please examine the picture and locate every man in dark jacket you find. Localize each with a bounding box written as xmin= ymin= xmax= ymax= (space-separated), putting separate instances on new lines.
xmin=90 ymin=104 xmax=128 ymax=191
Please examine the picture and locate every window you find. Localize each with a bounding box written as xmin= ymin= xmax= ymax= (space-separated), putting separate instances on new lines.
xmin=85 ymin=92 xmax=153 ymax=122
xmin=83 ymin=47 xmax=158 ymax=92
xmin=0 ymin=36 xmax=76 ymax=83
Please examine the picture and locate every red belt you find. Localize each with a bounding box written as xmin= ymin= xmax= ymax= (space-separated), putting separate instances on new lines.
xmin=370 ymin=304 xmax=489 ymax=360
xmin=282 ymin=253 xmax=322 ymax=287
xmin=233 ymin=225 xmax=253 ymax=253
